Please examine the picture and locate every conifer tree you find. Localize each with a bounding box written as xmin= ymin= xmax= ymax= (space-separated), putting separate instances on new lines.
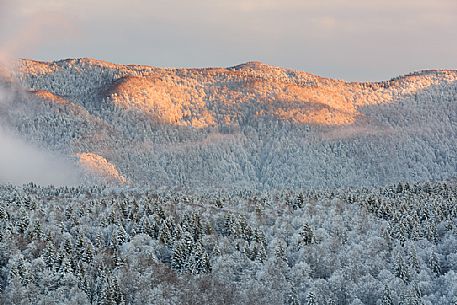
xmin=306 ymin=291 xmax=316 ymax=305
xmin=300 ymin=223 xmax=314 ymax=245
xmin=382 ymin=285 xmax=394 ymax=305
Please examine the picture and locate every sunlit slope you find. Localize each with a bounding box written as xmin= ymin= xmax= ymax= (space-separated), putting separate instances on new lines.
xmin=16 ymin=59 xmax=457 ymax=128
xmin=4 ymin=58 xmax=456 ymax=188
xmin=77 ymin=152 xmax=127 ymax=185
xmin=15 ymin=59 xmax=356 ymax=126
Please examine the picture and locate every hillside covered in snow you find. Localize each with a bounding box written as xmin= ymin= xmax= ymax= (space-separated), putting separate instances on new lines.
xmin=0 ymin=58 xmax=456 ymax=188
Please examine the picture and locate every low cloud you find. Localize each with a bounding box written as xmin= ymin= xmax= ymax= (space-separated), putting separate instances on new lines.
xmin=0 ymin=127 xmax=82 ymax=186
xmin=0 ymin=85 xmax=82 ymax=186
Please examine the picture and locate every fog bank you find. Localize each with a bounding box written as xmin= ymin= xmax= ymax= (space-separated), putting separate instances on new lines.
xmin=0 ymin=86 xmax=82 ymax=186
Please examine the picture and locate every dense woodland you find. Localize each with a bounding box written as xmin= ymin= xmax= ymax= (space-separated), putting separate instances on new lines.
xmin=2 ymin=59 xmax=456 ymax=188
xmin=1 ymin=181 xmax=457 ymax=304
xmin=1 ymin=60 xmax=457 ymax=304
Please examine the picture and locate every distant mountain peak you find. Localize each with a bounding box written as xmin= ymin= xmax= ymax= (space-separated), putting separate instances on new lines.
xmin=56 ymin=57 xmax=111 ymax=66
xmin=228 ymin=61 xmax=271 ymax=70
xmin=16 ymin=58 xmax=457 ymax=84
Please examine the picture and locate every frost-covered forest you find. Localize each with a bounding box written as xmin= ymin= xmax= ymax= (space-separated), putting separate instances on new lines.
xmin=1 ymin=59 xmax=456 ymax=188
xmin=1 ymin=182 xmax=457 ymax=304
xmin=1 ymin=59 xmax=457 ymax=304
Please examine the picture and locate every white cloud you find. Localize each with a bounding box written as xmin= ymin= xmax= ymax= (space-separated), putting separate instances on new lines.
xmin=0 ymin=127 xmax=82 ymax=185
xmin=0 ymin=85 xmax=82 ymax=186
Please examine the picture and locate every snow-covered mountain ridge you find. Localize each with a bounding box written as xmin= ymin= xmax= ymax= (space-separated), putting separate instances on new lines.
xmin=15 ymin=59 xmax=457 ymax=126
xmin=1 ymin=58 xmax=456 ymax=188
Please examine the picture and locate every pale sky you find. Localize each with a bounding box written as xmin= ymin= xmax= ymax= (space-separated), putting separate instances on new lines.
xmin=0 ymin=0 xmax=456 ymax=81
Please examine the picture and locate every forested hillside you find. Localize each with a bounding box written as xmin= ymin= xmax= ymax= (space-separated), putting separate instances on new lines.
xmin=1 ymin=182 xmax=457 ymax=304
xmin=1 ymin=59 xmax=457 ymax=304
xmin=0 ymin=58 xmax=455 ymax=188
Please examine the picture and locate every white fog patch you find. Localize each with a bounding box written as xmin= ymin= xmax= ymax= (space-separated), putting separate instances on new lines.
xmin=0 ymin=128 xmax=82 ymax=185
xmin=0 ymin=85 xmax=82 ymax=186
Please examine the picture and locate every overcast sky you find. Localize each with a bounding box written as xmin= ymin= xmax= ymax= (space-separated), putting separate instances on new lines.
xmin=0 ymin=0 xmax=456 ymax=81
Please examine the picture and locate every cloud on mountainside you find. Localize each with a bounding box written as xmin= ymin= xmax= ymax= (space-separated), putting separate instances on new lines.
xmin=0 ymin=127 xmax=82 ymax=186
xmin=0 ymin=72 xmax=82 ymax=186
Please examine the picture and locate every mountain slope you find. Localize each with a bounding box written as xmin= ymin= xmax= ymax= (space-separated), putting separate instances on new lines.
xmin=1 ymin=58 xmax=456 ymax=188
